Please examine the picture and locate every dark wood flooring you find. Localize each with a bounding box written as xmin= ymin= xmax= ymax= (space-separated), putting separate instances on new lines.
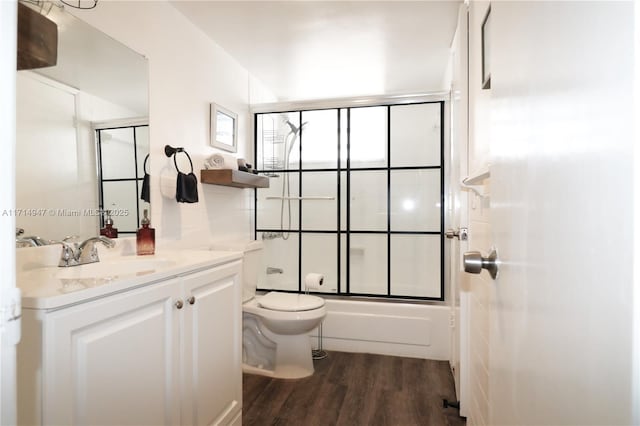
xmin=242 ymin=351 xmax=466 ymax=426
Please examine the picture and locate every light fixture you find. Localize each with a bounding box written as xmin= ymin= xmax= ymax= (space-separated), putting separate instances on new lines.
xmin=60 ymin=0 xmax=98 ymax=10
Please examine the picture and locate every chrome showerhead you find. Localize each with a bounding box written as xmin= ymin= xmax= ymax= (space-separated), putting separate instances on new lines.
xmin=284 ymin=120 xmax=309 ymax=136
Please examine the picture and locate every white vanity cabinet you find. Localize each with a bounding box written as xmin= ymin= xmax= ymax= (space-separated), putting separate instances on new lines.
xmin=17 ymin=259 xmax=242 ymax=426
xmin=181 ymin=265 xmax=243 ymax=426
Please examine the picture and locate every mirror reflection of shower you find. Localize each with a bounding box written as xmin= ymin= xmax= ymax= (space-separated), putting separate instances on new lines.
xmin=261 ymin=115 xmax=307 ymax=241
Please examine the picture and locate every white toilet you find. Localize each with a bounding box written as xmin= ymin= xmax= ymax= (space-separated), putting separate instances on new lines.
xmin=235 ymin=241 xmax=326 ymax=379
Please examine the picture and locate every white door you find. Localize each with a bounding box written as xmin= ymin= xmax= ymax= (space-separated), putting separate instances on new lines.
xmin=447 ymin=3 xmax=469 ymax=416
xmin=181 ymin=263 xmax=242 ymax=426
xmin=0 ymin=1 xmax=19 ymax=425
xmin=477 ymin=2 xmax=635 ymax=424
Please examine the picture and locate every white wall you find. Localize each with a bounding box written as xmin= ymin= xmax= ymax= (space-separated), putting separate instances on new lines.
xmin=71 ymin=1 xmax=276 ymax=248
xmin=635 ymin=3 xmax=640 ymax=422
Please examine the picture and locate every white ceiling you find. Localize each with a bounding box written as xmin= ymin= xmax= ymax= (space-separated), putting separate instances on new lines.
xmin=171 ymin=1 xmax=461 ymax=102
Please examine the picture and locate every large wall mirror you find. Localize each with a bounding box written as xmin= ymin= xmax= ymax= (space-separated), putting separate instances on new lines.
xmin=16 ymin=5 xmax=149 ymax=242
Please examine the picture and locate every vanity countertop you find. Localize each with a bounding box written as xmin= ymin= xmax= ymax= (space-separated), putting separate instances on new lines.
xmin=18 ymin=249 xmax=243 ymax=310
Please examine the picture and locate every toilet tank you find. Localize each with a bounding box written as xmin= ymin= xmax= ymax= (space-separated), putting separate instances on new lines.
xmin=211 ymin=240 xmax=264 ymax=303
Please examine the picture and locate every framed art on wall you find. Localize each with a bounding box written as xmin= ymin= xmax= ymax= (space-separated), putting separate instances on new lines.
xmin=210 ymin=103 xmax=237 ymax=152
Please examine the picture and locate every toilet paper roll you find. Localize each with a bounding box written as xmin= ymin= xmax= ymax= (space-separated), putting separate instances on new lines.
xmin=304 ymin=273 xmax=324 ymax=290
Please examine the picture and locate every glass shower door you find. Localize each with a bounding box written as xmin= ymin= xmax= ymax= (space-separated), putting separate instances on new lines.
xmin=255 ymin=101 xmax=444 ymax=300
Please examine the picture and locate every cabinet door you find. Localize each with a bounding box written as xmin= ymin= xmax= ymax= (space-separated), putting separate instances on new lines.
xmin=181 ymin=261 xmax=242 ymax=426
xmin=43 ymin=279 xmax=181 ymax=426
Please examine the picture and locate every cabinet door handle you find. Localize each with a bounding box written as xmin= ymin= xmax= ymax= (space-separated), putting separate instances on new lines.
xmin=175 ymin=300 xmax=184 ymax=309
xmin=187 ymin=296 xmax=196 ymax=305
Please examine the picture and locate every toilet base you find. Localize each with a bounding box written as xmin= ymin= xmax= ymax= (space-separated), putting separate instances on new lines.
xmin=242 ymin=333 xmax=316 ymax=379
xmin=242 ymin=362 xmax=314 ymax=380
xmin=243 ymin=301 xmax=326 ymax=380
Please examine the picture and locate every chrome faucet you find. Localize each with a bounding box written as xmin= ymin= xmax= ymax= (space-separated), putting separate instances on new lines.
xmin=17 ymin=235 xmax=49 ymax=247
xmin=16 ymin=238 xmax=38 ymax=248
xmin=15 ymin=228 xmax=55 ymax=247
xmin=54 ymin=236 xmax=115 ymax=267
xmin=52 ymin=241 xmax=76 ymax=266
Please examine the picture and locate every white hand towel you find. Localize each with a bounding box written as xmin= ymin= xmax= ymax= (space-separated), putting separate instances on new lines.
xmin=205 ymin=153 xmax=237 ymax=170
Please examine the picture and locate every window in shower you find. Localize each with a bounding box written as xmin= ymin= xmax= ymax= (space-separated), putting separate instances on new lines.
xmin=255 ymin=101 xmax=444 ymax=300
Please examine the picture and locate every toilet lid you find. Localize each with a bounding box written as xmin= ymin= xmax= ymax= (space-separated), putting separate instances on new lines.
xmin=258 ymin=292 xmax=325 ymax=312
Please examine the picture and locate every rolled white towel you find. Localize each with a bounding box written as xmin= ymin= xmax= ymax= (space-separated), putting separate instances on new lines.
xmin=205 ymin=153 xmax=237 ymax=170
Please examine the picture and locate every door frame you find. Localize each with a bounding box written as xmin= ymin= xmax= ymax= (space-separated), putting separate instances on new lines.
xmin=0 ymin=0 xmax=19 ymax=424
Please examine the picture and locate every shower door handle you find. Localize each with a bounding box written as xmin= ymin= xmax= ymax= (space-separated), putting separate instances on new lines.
xmin=463 ymin=249 xmax=499 ymax=280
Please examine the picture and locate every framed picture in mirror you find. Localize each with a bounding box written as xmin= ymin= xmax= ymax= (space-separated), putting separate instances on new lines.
xmin=210 ymin=103 xmax=238 ymax=153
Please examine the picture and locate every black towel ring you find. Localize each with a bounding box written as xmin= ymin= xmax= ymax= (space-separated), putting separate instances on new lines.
xmin=164 ymin=145 xmax=182 ymax=157
xmin=164 ymin=145 xmax=194 ymax=174
xmin=173 ymin=151 xmax=193 ymax=174
xmin=143 ymin=154 xmax=150 ymax=175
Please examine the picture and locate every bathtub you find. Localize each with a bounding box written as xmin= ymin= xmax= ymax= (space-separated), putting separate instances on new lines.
xmin=310 ymin=298 xmax=451 ymax=360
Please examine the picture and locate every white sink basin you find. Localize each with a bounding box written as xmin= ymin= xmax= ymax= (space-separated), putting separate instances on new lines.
xmin=19 ymin=257 xmax=177 ymax=295
xmin=54 ymin=258 xmax=176 ymax=280
xmin=16 ymin=248 xmax=244 ymax=309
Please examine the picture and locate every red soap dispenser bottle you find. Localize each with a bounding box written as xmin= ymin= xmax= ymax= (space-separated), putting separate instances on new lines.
xmin=136 ymin=209 xmax=155 ymax=255
xmin=100 ymin=210 xmax=118 ymax=238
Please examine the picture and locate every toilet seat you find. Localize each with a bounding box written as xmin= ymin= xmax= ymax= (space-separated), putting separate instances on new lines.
xmin=258 ymin=292 xmax=325 ymax=312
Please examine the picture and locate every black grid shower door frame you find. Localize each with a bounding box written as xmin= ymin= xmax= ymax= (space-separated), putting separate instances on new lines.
xmin=95 ymin=123 xmax=148 ymax=234
xmin=254 ymin=101 xmax=445 ymax=301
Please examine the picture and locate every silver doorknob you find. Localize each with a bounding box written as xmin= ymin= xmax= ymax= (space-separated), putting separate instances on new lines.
xmin=187 ymin=296 xmax=196 ymax=305
xmin=175 ymin=300 xmax=184 ymax=309
xmin=463 ymin=249 xmax=499 ymax=280
xmin=445 ymin=227 xmax=468 ymax=240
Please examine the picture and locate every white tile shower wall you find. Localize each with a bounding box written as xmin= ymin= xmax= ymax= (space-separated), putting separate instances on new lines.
xmin=466 ymin=2 xmax=492 ymax=425
xmin=71 ymin=1 xmax=276 ymax=248
xmin=260 ymin=234 xmax=299 ymax=292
